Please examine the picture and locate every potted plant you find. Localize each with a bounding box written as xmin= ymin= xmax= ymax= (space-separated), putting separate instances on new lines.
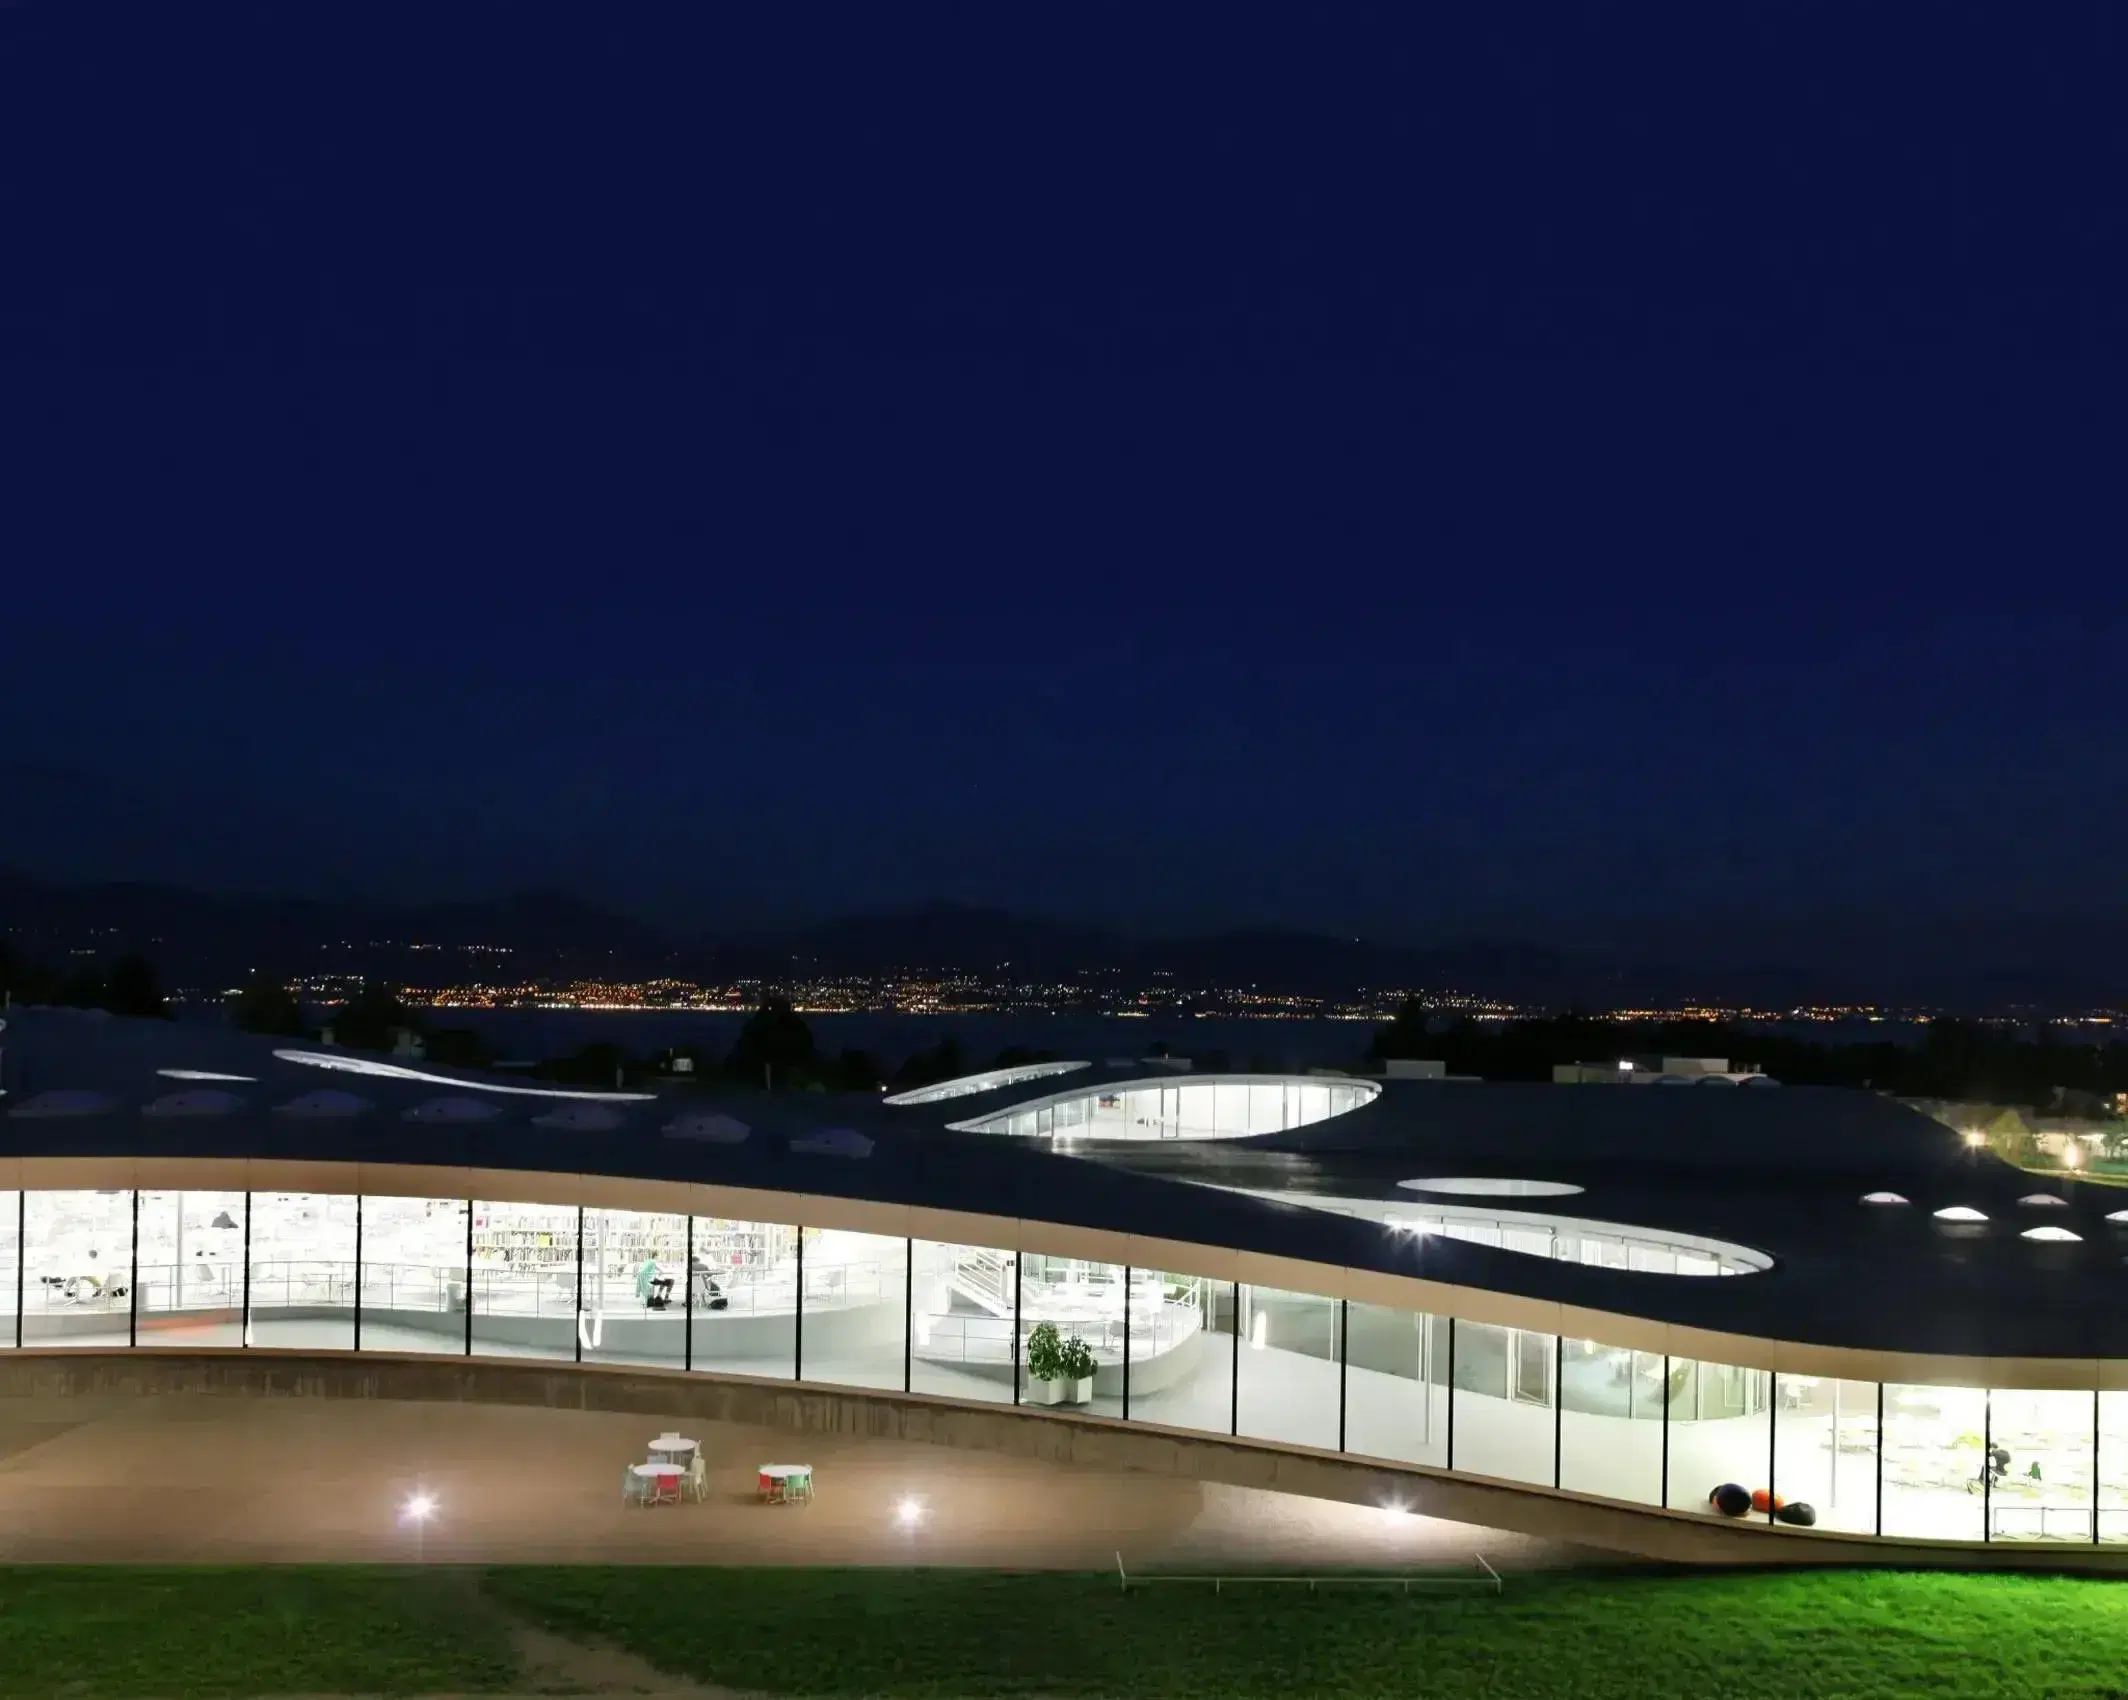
xmin=1024 ymin=1320 xmax=1098 ymax=1406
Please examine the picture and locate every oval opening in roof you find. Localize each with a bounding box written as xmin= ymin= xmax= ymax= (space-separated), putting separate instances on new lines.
xmin=1398 ymin=1178 xmax=1584 ymax=1198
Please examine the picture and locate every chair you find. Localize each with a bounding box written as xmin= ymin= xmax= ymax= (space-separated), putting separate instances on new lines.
xmin=650 ymin=1471 xmax=683 ymax=1506
xmin=758 ymin=1469 xmax=782 ymax=1503
xmin=622 ymin=1465 xmax=652 ymax=1506
xmin=683 ymin=1454 xmax=708 ymax=1503
xmin=786 ymin=1466 xmax=813 ymax=1505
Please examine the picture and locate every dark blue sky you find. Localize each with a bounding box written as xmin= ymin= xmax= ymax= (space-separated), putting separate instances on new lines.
xmin=3 ymin=6 xmax=2125 ymax=978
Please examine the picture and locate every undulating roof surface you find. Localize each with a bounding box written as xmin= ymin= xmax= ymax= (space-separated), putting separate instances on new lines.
xmin=1 ymin=1007 xmax=2119 ymax=1358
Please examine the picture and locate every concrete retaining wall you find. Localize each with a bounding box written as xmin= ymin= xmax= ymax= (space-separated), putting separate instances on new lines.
xmin=5 ymin=1348 xmax=2127 ymax=1575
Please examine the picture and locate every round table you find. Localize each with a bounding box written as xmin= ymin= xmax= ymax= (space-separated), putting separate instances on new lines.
xmin=758 ymin=1463 xmax=812 ymax=1503
xmin=648 ymin=1436 xmax=698 ymax=1465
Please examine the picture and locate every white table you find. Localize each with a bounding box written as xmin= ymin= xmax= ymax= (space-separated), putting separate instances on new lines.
xmin=758 ymin=1463 xmax=812 ymax=1503
xmin=648 ymin=1435 xmax=698 ymax=1464
xmin=632 ymin=1462 xmax=685 ymax=1479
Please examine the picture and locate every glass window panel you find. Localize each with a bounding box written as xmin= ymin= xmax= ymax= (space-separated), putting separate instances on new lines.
xmin=1016 ymin=1254 xmax=1125 ymax=1418
xmin=22 ymin=1190 xmax=134 ymax=1347
xmin=360 ymin=1196 xmax=469 ymax=1354
xmin=1237 ymin=1283 xmax=1339 ymax=1451
xmin=0 ymin=1191 xmax=18 ymax=1347
xmin=1664 ymin=1360 xmax=1771 ymax=1513
xmin=691 ymin=1215 xmax=796 ymax=1377
xmin=2100 ymin=1392 xmax=2128 ymax=1543
xmin=1989 ymin=1388 xmax=2094 ymax=1543
xmin=135 ymin=1190 xmax=245 ymax=1347
xmin=471 ymin=1200 xmax=578 ymax=1360
xmin=1772 ymin=1376 xmax=1878 ymax=1534
xmin=1559 ymin=1338 xmax=1663 ymax=1505
xmin=799 ymin=1227 xmax=906 ymax=1392
xmin=1344 ymin=1301 xmax=1446 ymax=1468
xmin=581 ymin=1208 xmax=688 ymax=1370
xmin=910 ymin=1239 xmax=1015 ymax=1404
xmin=1126 ymin=1271 xmax=1234 ymax=1436
xmin=247 ymin=1193 xmax=358 ymax=1348
xmin=1453 ymin=1322 xmax=1556 ymax=1485
xmin=1881 ymin=1382 xmax=1986 ymax=1541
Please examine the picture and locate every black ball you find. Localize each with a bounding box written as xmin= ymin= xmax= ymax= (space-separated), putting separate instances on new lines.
xmin=1776 ymin=1501 xmax=1818 ymax=1527
xmin=1711 ymin=1483 xmax=1752 ymax=1518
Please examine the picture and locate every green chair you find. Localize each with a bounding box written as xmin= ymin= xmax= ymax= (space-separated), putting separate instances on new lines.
xmin=622 ymin=1465 xmax=652 ymax=1506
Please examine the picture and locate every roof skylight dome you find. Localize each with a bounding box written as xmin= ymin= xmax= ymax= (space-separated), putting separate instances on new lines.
xmin=1933 ymin=1205 xmax=1988 ymax=1223
xmin=1860 ymin=1191 xmax=1909 ymax=1205
xmin=2018 ymin=1194 xmax=2069 ymax=1208
xmin=2022 ymin=1225 xmax=2082 ymax=1243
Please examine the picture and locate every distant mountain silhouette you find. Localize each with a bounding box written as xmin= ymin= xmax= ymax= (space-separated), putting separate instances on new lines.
xmin=0 ymin=875 xmax=2112 ymax=1012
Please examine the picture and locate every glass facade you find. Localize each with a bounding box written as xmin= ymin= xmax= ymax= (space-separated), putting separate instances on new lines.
xmin=1128 ymin=1271 xmax=1234 ymax=1436
xmin=1015 ymin=1253 xmax=1129 ymax=1418
xmin=471 ymin=1199 xmax=577 ymax=1360
xmin=911 ymin=1238 xmax=1015 ymax=1404
xmin=1664 ymin=1359 xmax=1770 ymax=1514
xmin=1772 ymin=1375 xmax=1878 ymax=1535
xmin=4 ymin=1180 xmax=2127 ymax=1548
xmin=360 ymin=1195 xmax=469 ymax=1354
xmin=1882 ymin=1382 xmax=1988 ymax=1542
xmin=580 ymin=1207 xmax=688 ymax=1370
xmin=1452 ymin=1321 xmax=1557 ymax=1486
xmin=1237 ymin=1283 xmax=1340 ymax=1450
xmin=1559 ymin=1338 xmax=1664 ymax=1505
xmin=22 ymin=1190 xmax=133 ymax=1347
xmin=1343 ymin=1301 xmax=1447 ymax=1468
xmin=0 ymin=1191 xmax=20 ymax=1348
xmin=690 ymin=1214 xmax=795 ymax=1378
xmin=800 ymin=1227 xmax=905 ymax=1391
xmin=248 ymin=1192 xmax=359 ymax=1348
xmin=2101 ymin=1391 xmax=2128 ymax=1543
xmin=136 ymin=1190 xmax=246 ymax=1347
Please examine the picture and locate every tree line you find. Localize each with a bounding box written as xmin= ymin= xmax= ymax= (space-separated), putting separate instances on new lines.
xmin=1369 ymin=1003 xmax=2128 ymax=1112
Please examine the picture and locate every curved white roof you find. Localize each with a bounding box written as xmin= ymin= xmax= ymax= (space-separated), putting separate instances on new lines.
xmin=883 ymin=1060 xmax=1089 ymax=1106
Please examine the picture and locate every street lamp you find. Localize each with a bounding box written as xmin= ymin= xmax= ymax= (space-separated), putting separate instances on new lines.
xmin=402 ymin=1491 xmax=437 ymax=1563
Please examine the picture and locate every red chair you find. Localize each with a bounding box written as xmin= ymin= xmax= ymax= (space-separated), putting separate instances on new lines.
xmin=650 ymin=1471 xmax=683 ymax=1506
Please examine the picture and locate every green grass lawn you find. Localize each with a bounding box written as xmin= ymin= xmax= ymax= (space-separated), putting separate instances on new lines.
xmin=3 ymin=1565 xmax=2126 ymax=1697
xmin=485 ymin=1565 xmax=2128 ymax=1700
xmin=0 ymin=1568 xmax=519 ymax=1698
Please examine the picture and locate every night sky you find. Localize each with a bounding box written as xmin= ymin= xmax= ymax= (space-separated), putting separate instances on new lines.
xmin=3 ymin=7 xmax=2124 ymax=981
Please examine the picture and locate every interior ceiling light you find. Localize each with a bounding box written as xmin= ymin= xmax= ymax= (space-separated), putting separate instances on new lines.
xmin=2022 ymin=1225 xmax=2081 ymax=1242
xmin=1933 ymin=1205 xmax=1988 ymax=1223
xmin=158 ymin=1068 xmax=257 ymax=1082
xmin=1860 ymin=1192 xmax=1909 ymax=1205
xmin=273 ymin=1048 xmax=653 ymax=1101
xmin=2018 ymin=1194 xmax=2069 ymax=1207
